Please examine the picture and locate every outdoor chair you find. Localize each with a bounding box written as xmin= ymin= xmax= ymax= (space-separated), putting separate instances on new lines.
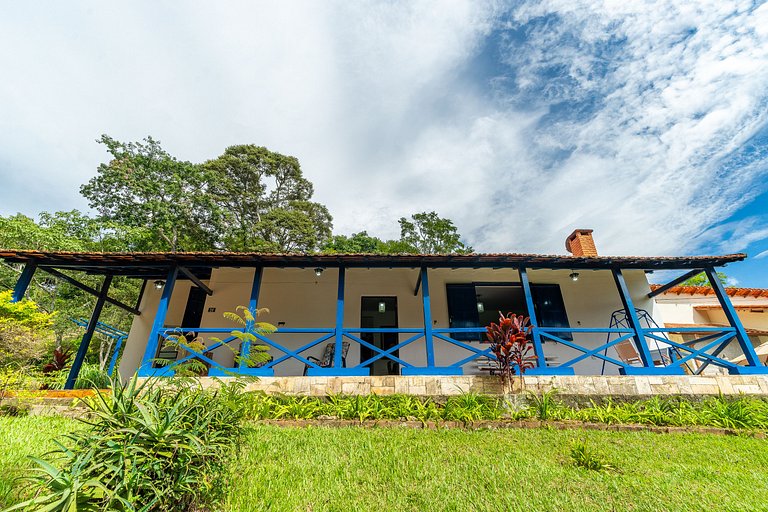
xmin=303 ymin=341 xmax=350 ymax=375
xmin=614 ymin=339 xmax=643 ymax=366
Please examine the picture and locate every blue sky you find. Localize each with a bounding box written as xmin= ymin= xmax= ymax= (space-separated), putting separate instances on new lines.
xmin=0 ymin=1 xmax=767 ymax=286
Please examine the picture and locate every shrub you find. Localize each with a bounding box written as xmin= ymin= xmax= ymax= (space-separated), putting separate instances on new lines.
xmin=10 ymin=376 xmax=250 ymax=511
xmin=72 ymin=364 xmax=110 ymax=390
xmin=0 ymin=291 xmax=55 ymax=368
xmin=485 ymin=312 xmax=537 ymax=386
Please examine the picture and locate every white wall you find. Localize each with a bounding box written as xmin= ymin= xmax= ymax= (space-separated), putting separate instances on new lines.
xmin=119 ymin=266 xmax=657 ymax=377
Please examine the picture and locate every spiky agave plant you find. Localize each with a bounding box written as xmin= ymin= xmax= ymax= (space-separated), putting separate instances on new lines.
xmin=485 ymin=312 xmax=537 ymax=388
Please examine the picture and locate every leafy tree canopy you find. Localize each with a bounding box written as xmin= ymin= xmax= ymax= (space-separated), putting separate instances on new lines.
xmin=322 ymin=212 xmax=473 ymax=255
xmin=203 ymin=145 xmax=332 ymax=252
xmin=80 ymin=136 xmax=220 ymax=252
xmin=398 ymin=211 xmax=473 ymax=254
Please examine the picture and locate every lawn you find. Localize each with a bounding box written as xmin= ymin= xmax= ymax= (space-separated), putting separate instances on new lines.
xmin=2 ymin=417 xmax=767 ymax=512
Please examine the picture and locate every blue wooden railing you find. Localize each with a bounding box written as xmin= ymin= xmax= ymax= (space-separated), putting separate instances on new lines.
xmin=135 ymin=264 xmax=767 ymax=378
xmin=139 ymin=324 xmax=756 ymax=377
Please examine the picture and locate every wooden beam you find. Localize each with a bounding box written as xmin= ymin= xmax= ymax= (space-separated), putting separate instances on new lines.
xmin=179 ymin=266 xmax=213 ymax=295
xmin=40 ymin=267 xmax=140 ymax=315
xmin=647 ymin=269 xmax=704 ymax=298
xmin=65 ymin=275 xmax=113 ymax=389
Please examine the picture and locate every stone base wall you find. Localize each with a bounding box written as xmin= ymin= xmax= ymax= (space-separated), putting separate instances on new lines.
xmin=173 ymin=374 xmax=768 ymax=399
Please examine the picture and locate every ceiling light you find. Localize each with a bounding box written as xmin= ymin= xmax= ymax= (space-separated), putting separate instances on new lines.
xmin=378 ymin=301 xmax=386 ymax=313
xmin=569 ymin=272 xmax=580 ymax=282
xmin=477 ymin=301 xmax=485 ymax=313
xmin=314 ymin=268 xmax=324 ymax=277
xmin=154 ymin=280 xmax=165 ymax=290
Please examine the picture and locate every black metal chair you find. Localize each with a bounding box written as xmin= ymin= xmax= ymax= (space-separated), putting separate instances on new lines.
xmin=303 ymin=341 xmax=350 ymax=375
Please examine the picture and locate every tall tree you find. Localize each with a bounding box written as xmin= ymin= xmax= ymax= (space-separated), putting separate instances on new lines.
xmin=203 ymin=145 xmax=332 ymax=252
xmin=80 ymin=136 xmax=219 ymax=252
xmin=398 ymin=211 xmax=473 ymax=254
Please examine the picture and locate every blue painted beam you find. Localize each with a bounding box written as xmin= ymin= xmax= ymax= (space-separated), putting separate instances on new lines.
xmin=138 ymin=266 xmax=178 ymax=377
xmin=421 ymin=267 xmax=434 ymax=367
xmin=647 ymin=268 xmax=704 ymax=298
xmin=240 ymin=267 xmax=262 ymax=369
xmin=107 ymin=336 xmax=126 ymax=377
xmin=519 ymin=266 xmax=545 ymax=369
xmin=334 ymin=266 xmax=345 ymax=369
xmin=65 ymin=275 xmax=113 ymax=389
xmin=612 ymin=269 xmax=655 ymax=368
xmin=11 ymin=261 xmax=37 ymax=302
xmin=705 ymin=267 xmax=764 ymax=368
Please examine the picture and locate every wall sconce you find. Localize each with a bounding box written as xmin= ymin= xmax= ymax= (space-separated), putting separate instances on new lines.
xmin=569 ymin=271 xmax=580 ymax=282
xmin=378 ymin=301 xmax=386 ymax=313
xmin=314 ymin=267 xmax=324 ymax=277
xmin=476 ymin=301 xmax=485 ymax=313
xmin=153 ymin=280 xmax=165 ymax=290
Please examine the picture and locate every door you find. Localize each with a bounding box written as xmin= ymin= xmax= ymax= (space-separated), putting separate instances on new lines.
xmin=359 ymin=297 xmax=399 ymax=375
xmin=181 ymin=286 xmax=207 ymax=329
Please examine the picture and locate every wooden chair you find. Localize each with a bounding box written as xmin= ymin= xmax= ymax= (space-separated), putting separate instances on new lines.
xmin=614 ymin=340 xmax=643 ymax=366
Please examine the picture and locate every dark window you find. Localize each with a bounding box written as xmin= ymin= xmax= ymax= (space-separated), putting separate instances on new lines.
xmin=530 ymin=284 xmax=571 ymax=340
xmin=446 ymin=283 xmax=571 ymax=341
xmin=446 ymin=284 xmax=480 ymax=341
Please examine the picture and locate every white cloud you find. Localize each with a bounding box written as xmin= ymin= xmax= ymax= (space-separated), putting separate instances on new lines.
xmin=754 ymin=249 xmax=768 ymax=260
xmin=0 ymin=1 xmax=766 ymax=257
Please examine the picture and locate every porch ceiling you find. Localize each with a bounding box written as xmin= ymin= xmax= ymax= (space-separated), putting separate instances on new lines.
xmin=0 ymin=249 xmax=746 ymax=278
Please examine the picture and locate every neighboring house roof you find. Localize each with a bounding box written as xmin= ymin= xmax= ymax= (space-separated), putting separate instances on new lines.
xmin=694 ymin=304 xmax=768 ymax=311
xmin=649 ymin=284 xmax=768 ymax=298
xmin=662 ymin=322 xmax=768 ymax=336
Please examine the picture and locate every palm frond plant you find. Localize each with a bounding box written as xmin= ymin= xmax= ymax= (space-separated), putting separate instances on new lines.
xmin=154 ymin=306 xmax=276 ymax=376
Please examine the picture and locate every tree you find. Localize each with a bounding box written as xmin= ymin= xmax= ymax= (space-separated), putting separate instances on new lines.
xmin=0 ymin=212 xmax=143 ymax=347
xmin=681 ymin=272 xmax=728 ymax=287
xmin=80 ymin=136 xmax=219 ymax=252
xmin=323 ymin=231 xmax=386 ymax=253
xmin=203 ymin=145 xmax=332 ymax=252
xmin=398 ymin=211 xmax=473 ymax=254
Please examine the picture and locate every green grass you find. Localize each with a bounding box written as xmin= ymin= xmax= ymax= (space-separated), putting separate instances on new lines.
xmin=228 ymin=425 xmax=768 ymax=512
xmin=0 ymin=415 xmax=82 ymax=508
xmin=2 ymin=417 xmax=768 ymax=512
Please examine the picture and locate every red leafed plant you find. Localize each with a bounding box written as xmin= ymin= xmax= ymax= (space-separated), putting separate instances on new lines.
xmin=42 ymin=346 xmax=72 ymax=374
xmin=485 ymin=312 xmax=537 ymax=387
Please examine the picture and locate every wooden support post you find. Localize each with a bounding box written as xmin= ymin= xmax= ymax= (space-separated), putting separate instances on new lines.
xmin=11 ymin=261 xmax=37 ymax=302
xmin=705 ymin=267 xmax=764 ymax=370
xmin=240 ymin=267 xmax=263 ymax=369
xmin=334 ymin=267 xmax=346 ymax=369
xmin=65 ymin=275 xmax=113 ymax=389
xmin=421 ymin=267 xmax=435 ymax=368
xmin=612 ymin=269 xmax=656 ymax=369
xmin=138 ymin=267 xmax=178 ymax=376
xmin=519 ymin=267 xmax=544 ymax=368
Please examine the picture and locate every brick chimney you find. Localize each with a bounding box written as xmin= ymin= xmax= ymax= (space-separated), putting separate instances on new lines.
xmin=565 ymin=229 xmax=598 ymax=257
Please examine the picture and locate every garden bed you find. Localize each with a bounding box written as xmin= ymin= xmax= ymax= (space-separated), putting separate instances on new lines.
xmin=253 ymin=418 xmax=768 ymax=436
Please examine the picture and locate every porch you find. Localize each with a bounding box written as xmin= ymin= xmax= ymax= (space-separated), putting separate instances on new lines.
xmin=3 ymin=248 xmax=766 ymax=388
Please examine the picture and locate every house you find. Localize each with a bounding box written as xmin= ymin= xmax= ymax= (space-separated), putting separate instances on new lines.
xmin=652 ymin=284 xmax=768 ymax=372
xmin=3 ymin=229 xmax=766 ymax=389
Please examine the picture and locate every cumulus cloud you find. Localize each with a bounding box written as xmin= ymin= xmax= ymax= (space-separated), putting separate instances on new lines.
xmin=0 ymin=1 xmax=766 ymax=258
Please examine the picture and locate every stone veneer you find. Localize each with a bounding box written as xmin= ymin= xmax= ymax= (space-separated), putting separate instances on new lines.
xmin=172 ymin=374 xmax=768 ymax=400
